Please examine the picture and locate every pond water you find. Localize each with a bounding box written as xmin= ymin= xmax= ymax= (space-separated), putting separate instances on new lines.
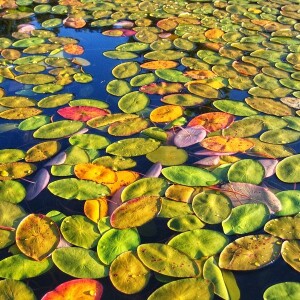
xmin=0 ymin=0 xmax=300 ymax=299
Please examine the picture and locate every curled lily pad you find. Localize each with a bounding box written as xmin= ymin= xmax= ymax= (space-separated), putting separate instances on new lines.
xmin=16 ymin=214 xmax=60 ymax=261
xmin=192 ymin=191 xmax=232 ymax=224
xmin=52 ymin=247 xmax=108 ymax=278
xmin=263 ymin=282 xmax=300 ymax=300
xmin=276 ymin=154 xmax=300 ymax=183
xmin=106 ymin=138 xmax=160 ymax=157
xmin=264 ymin=216 xmax=300 ymax=240
xmin=219 ymin=234 xmax=281 ymax=271
xmin=148 ymin=278 xmax=213 ymax=300
xmin=281 ymin=241 xmax=300 ymax=273
xmin=111 ymin=196 xmax=161 ymax=229
xmin=0 ymin=279 xmax=36 ymax=300
xmin=222 ymin=203 xmax=269 ymax=235
xmin=168 ymin=229 xmax=228 ymax=259
xmin=60 ymin=215 xmax=100 ymax=249
xmin=137 ymin=243 xmax=199 ymax=277
xmin=97 ymin=228 xmax=140 ymax=265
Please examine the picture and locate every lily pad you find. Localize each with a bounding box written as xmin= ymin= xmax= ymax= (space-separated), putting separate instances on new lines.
xmin=187 ymin=83 xmax=219 ymax=98
xmin=0 ymin=180 xmax=26 ymax=204
xmin=213 ymin=100 xmax=258 ymax=116
xmin=25 ymin=141 xmax=60 ymax=163
xmin=60 ymin=215 xmax=100 ymax=249
xmin=167 ymin=215 xmax=205 ymax=232
xmin=223 ymin=118 xmax=264 ymax=137
xmin=0 ymin=108 xmax=42 ymax=120
xmin=140 ymin=82 xmax=183 ymax=95
xmin=130 ymin=73 xmax=157 ymax=87
xmin=155 ymin=69 xmax=191 ymax=83
xmin=276 ymin=154 xmax=300 ymax=183
xmin=18 ymin=115 xmax=50 ymax=131
xmin=15 ymin=74 xmax=56 ymax=85
xmin=97 ymin=228 xmax=140 ymax=265
xmin=106 ymin=79 xmax=131 ymax=96
xmin=168 ymin=229 xmax=228 ymax=259
xmin=137 ymin=243 xmax=199 ymax=277
xmin=38 ymin=93 xmax=74 ymax=108
xmin=144 ymin=50 xmax=186 ymax=60
xmin=219 ymin=234 xmax=281 ymax=270
xmin=0 ymin=96 xmax=36 ymax=108
xmin=0 ymin=162 xmax=36 ymax=181
xmin=112 ymin=62 xmax=140 ymax=79
xmin=276 ymin=190 xmax=300 ymax=216
xmin=260 ymin=129 xmax=300 ymax=144
xmin=118 ymin=91 xmax=150 ymax=113
xmin=161 ymin=93 xmax=207 ymax=107
xmin=281 ymin=240 xmax=300 ymax=273
xmin=69 ymin=134 xmax=110 ymax=150
xmin=150 ymin=105 xmax=184 ymax=123
xmin=52 ymin=247 xmax=108 ymax=278
xmin=93 ymin=156 xmax=136 ymax=171
xmin=158 ymin=198 xmax=193 ymax=218
xmin=263 ymin=282 xmax=300 ymax=300
xmin=0 ymin=149 xmax=25 ymax=163
xmin=0 ymin=279 xmax=36 ymax=300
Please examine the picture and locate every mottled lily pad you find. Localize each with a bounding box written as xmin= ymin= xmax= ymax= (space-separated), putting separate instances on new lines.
xmin=0 ymin=149 xmax=25 ymax=163
xmin=260 ymin=129 xmax=300 ymax=144
xmin=276 ymin=154 xmax=300 ymax=183
xmin=213 ymin=100 xmax=258 ymax=116
xmin=25 ymin=141 xmax=60 ymax=162
xmin=118 ymin=91 xmax=149 ymax=113
xmin=69 ymin=134 xmax=110 ymax=150
xmin=281 ymin=241 xmax=300 ymax=273
xmin=0 ymin=279 xmax=36 ymax=300
xmin=263 ymin=282 xmax=300 ymax=300
xmin=106 ymin=79 xmax=131 ymax=96
xmin=112 ymin=62 xmax=140 ymax=79
xmin=0 ymin=162 xmax=36 ymax=181
xmin=276 ymin=190 xmax=300 ymax=216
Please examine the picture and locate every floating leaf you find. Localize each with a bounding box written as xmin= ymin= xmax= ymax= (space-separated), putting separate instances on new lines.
xmin=41 ymin=279 xmax=103 ymax=300
xmin=155 ymin=69 xmax=191 ymax=83
xmin=173 ymin=126 xmax=206 ymax=147
xmin=161 ymin=93 xmax=207 ymax=107
xmin=148 ymin=278 xmax=213 ymax=300
xmin=106 ymin=138 xmax=160 ymax=157
xmin=276 ymin=154 xmax=300 ymax=183
xmin=263 ymin=282 xmax=300 ymax=300
xmin=167 ymin=215 xmax=205 ymax=232
xmin=140 ymin=60 xmax=178 ymax=70
xmin=0 ymin=96 xmax=36 ymax=108
xmin=18 ymin=115 xmax=50 ymax=131
xmin=111 ymin=196 xmax=161 ymax=229
xmin=264 ymin=216 xmax=300 ymax=240
xmin=276 ymin=190 xmax=300 ymax=216
xmin=103 ymin=50 xmax=138 ymax=59
xmin=52 ymin=247 xmax=108 ymax=278
xmin=60 ymin=215 xmax=100 ymax=249
xmin=87 ymin=113 xmax=137 ymax=129
xmin=118 ymin=91 xmax=149 ymax=113
xmin=150 ymin=105 xmax=184 ymax=123
xmin=0 ymin=279 xmax=36 ymax=300
xmin=281 ymin=241 xmax=300 ymax=273
xmin=106 ymin=79 xmax=131 ymax=96
xmin=144 ymin=50 xmax=186 ymax=61
xmin=25 ymin=141 xmax=60 ymax=163
xmin=140 ymin=82 xmax=183 ymax=95
xmin=112 ymin=62 xmax=140 ymax=79
xmin=84 ymin=198 xmax=108 ymax=223
xmin=0 ymin=149 xmax=25 ymax=163
xmin=213 ymin=100 xmax=258 ymax=117
xmin=48 ymin=178 xmax=110 ymax=200
xmin=187 ymin=82 xmax=219 ymax=98
xmin=0 ymin=180 xmax=26 ymax=204
xmin=69 ymin=99 xmax=108 ymax=109
xmin=0 ymin=162 xmax=36 ymax=181
xmin=116 ymin=42 xmax=149 ymax=52
xmin=260 ymin=129 xmax=300 ymax=144
xmin=108 ymin=117 xmax=148 ymax=136
xmin=130 ymin=73 xmax=157 ymax=87
xmin=137 ymin=243 xmax=199 ymax=277
xmin=168 ymin=229 xmax=228 ymax=259
xmin=158 ymin=198 xmax=193 ymax=218
xmin=192 ymin=191 xmax=232 ymax=224
xmin=38 ymin=93 xmax=74 ymax=108
xmin=219 ymin=234 xmax=281 ymax=271
xmin=0 ymin=107 xmax=42 ymax=120
xmin=16 ymin=214 xmax=60 ymax=261
xmin=93 ymin=156 xmax=136 ymax=171
xmin=69 ymin=134 xmax=110 ymax=150
xmin=33 ymin=121 xmax=84 ymax=139
xmin=97 ymin=228 xmax=140 ymax=265
xmin=162 ymin=165 xmax=219 ymax=187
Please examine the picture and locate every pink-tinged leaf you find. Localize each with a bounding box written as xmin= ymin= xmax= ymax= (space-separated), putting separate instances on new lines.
xmin=102 ymin=29 xmax=136 ymax=37
xmin=144 ymin=162 xmax=162 ymax=178
xmin=258 ymin=159 xmax=279 ymax=178
xmin=26 ymin=168 xmax=50 ymax=201
xmin=194 ymin=156 xmax=220 ymax=166
xmin=57 ymin=106 xmax=109 ymax=122
xmin=173 ymin=126 xmax=206 ymax=148
xmin=108 ymin=187 xmax=125 ymax=216
xmin=44 ymin=152 xmax=67 ymax=167
xmin=70 ymin=127 xmax=89 ymax=136
xmin=63 ymin=16 xmax=86 ymax=29
xmin=220 ymin=182 xmax=282 ymax=213
xmin=120 ymin=29 xmax=136 ymax=37
xmin=41 ymin=279 xmax=103 ymax=300
xmin=17 ymin=24 xmax=35 ymax=33
xmin=194 ymin=150 xmax=237 ymax=156
xmin=57 ymin=236 xmax=72 ymax=249
xmin=159 ymin=33 xmax=172 ymax=38
xmin=114 ymin=20 xmax=135 ymax=28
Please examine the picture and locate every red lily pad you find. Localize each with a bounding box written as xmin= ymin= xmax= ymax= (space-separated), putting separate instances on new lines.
xmin=57 ymin=106 xmax=109 ymax=122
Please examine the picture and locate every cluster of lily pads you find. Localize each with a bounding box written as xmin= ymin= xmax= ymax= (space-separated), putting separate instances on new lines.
xmin=1 ymin=0 xmax=300 ymax=299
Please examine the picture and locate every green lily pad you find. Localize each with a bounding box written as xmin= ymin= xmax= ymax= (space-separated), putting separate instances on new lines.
xmin=260 ymin=129 xmax=300 ymax=144
xmin=155 ymin=69 xmax=191 ymax=83
xmin=93 ymin=156 xmax=136 ymax=171
xmin=12 ymin=37 xmax=45 ymax=48
xmin=109 ymin=251 xmax=150 ymax=294
xmin=111 ymin=196 xmax=161 ymax=229
xmin=33 ymin=120 xmax=84 ymax=139
xmin=0 ymin=254 xmax=53 ymax=280
xmin=223 ymin=118 xmax=264 ymax=138
xmin=118 ymin=91 xmax=150 ymax=113
xmin=106 ymin=138 xmax=160 ymax=157
xmin=0 ymin=96 xmax=36 ymax=108
xmin=144 ymin=50 xmax=186 ymax=60
xmin=73 ymin=73 xmax=93 ymax=83
xmin=146 ymin=146 xmax=188 ymax=166
xmin=112 ymin=62 xmax=140 ymax=79
xmin=0 ymin=201 xmax=26 ymax=249
xmin=282 ymin=116 xmax=300 ymax=131
xmin=50 ymin=165 xmax=74 ymax=177
xmin=48 ymin=178 xmax=110 ymax=200
xmin=275 ymin=190 xmax=300 ymax=216
xmin=222 ymin=203 xmax=269 ymax=235
xmin=263 ymin=282 xmax=300 ymax=300
xmin=16 ymin=214 xmax=60 ymax=261
xmin=97 ymin=228 xmax=140 ymax=265
xmin=161 ymin=93 xmax=207 ymax=107
xmin=137 ymin=243 xmax=199 ymax=277
xmin=42 ymin=18 xmax=62 ymax=28
xmin=33 ymin=84 xmax=63 ymax=94
xmin=281 ymin=240 xmax=300 ymax=273
xmin=69 ymin=134 xmax=110 ymax=150
xmin=213 ymin=100 xmax=258 ymax=116
xmin=87 ymin=113 xmax=137 ymax=129
xmin=228 ymin=159 xmax=265 ymax=184
xmin=52 ymin=247 xmax=108 ymax=278
xmin=245 ymin=116 xmax=287 ymax=130
xmin=103 ymin=50 xmax=138 ymax=59
xmin=167 ymin=215 xmax=205 ymax=232
xmin=280 ymin=78 xmax=300 ymax=90
xmin=253 ymin=74 xmax=281 ymax=90
xmin=116 ymin=42 xmax=149 ymax=52
xmin=148 ymin=277 xmax=213 ymax=300
xmin=18 ymin=115 xmax=50 ymax=131
xmin=108 ymin=117 xmax=149 ymax=136
xmin=158 ymin=198 xmax=193 ymax=218
xmin=0 ymin=149 xmax=25 ymax=163
xmin=192 ymin=191 xmax=232 ymax=224
xmin=219 ymin=234 xmax=281 ymax=270
xmin=228 ymin=75 xmax=253 ymax=90
xmin=250 ymin=49 xmax=285 ymax=63
xmin=276 ymin=154 xmax=300 ymax=183
xmin=0 ymin=162 xmax=36 ymax=181
xmin=168 ymin=229 xmax=228 ymax=259
xmin=60 ymin=215 xmax=100 ymax=249
xmin=106 ymin=79 xmax=131 ymax=96
xmin=121 ymin=177 xmax=168 ymax=202
xmin=130 ymin=73 xmax=157 ymax=87
xmin=0 ymin=279 xmax=36 ymax=300
xmin=264 ymin=216 xmax=300 ymax=239
xmin=15 ymin=74 xmax=56 ymax=85
xmin=162 ymin=165 xmax=219 ymax=187
xmin=0 ymin=180 xmax=26 ymax=204
xmin=69 ymin=99 xmax=108 ymax=109
xmin=187 ymin=83 xmax=219 ymax=99
xmin=38 ymin=93 xmax=74 ymax=108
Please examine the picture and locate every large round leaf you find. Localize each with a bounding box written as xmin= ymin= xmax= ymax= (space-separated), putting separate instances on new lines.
xmin=0 ymin=149 xmax=25 ymax=163
xmin=112 ymin=62 xmax=140 ymax=79
xmin=108 ymin=117 xmax=149 ymax=136
xmin=52 ymin=247 xmax=108 ymax=278
xmin=219 ymin=234 xmax=281 ymax=271
xmin=162 ymin=165 xmax=219 ymax=187
xmin=97 ymin=228 xmax=140 ymax=265
xmin=0 ymin=162 xmax=36 ymax=181
xmin=137 ymin=243 xmax=199 ymax=277
xmin=109 ymin=251 xmax=150 ymax=294
xmin=118 ymin=91 xmax=149 ymax=113
xmin=276 ymin=154 xmax=300 ymax=183
xmin=168 ymin=229 xmax=228 ymax=259
xmin=0 ymin=180 xmax=26 ymax=204
xmin=263 ymin=282 xmax=300 ymax=300
xmin=48 ymin=178 xmax=110 ymax=200
xmin=276 ymin=190 xmax=300 ymax=216
xmin=33 ymin=121 xmax=85 ymax=139
xmin=69 ymin=134 xmax=110 ymax=150
xmin=16 ymin=214 xmax=60 ymax=261
xmin=0 ymin=279 xmax=36 ymax=300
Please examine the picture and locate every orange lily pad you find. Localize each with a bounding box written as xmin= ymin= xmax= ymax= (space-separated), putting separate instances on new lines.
xmin=150 ymin=105 xmax=184 ymax=123
xmin=140 ymin=60 xmax=178 ymax=70
xmin=63 ymin=44 xmax=84 ymax=55
xmin=84 ymin=198 xmax=108 ymax=223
